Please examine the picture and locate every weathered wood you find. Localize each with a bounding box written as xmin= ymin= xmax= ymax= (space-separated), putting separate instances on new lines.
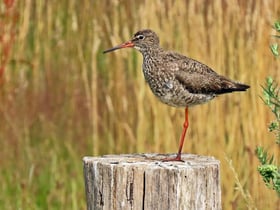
xmin=83 ymin=153 xmax=221 ymax=210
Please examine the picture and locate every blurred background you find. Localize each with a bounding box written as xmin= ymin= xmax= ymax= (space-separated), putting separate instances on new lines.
xmin=1 ymin=0 xmax=280 ymax=209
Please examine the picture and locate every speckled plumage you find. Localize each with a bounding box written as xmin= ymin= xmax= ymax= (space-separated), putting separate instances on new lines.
xmin=103 ymin=29 xmax=250 ymax=161
xmin=104 ymin=29 xmax=249 ymax=107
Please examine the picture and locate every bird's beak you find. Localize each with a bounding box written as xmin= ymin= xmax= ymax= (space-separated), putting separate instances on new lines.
xmin=103 ymin=41 xmax=134 ymax=53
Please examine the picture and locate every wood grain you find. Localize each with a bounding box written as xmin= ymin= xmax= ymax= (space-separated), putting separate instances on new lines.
xmin=83 ymin=154 xmax=221 ymax=210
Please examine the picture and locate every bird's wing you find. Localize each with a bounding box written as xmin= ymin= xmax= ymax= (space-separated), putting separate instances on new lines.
xmin=162 ymin=52 xmax=237 ymax=94
xmin=175 ymin=69 xmax=233 ymax=94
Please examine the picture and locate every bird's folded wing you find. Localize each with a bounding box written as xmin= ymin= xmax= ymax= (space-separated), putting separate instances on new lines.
xmin=175 ymin=59 xmax=237 ymax=94
xmin=175 ymin=70 xmax=223 ymax=94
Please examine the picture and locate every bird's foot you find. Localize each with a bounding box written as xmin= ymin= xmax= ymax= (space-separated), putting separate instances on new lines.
xmin=162 ymin=154 xmax=184 ymax=162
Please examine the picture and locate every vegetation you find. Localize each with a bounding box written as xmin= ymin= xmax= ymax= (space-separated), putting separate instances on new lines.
xmin=255 ymin=21 xmax=280 ymax=196
xmin=1 ymin=0 xmax=280 ymax=209
xmin=270 ymin=21 xmax=280 ymax=57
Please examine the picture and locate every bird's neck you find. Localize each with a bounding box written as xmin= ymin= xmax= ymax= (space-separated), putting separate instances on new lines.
xmin=140 ymin=47 xmax=163 ymax=62
xmin=140 ymin=47 xmax=163 ymax=78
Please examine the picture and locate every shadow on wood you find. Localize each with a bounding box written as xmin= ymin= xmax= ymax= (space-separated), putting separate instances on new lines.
xmin=83 ymin=153 xmax=221 ymax=210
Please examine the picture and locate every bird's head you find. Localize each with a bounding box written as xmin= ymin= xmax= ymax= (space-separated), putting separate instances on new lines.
xmin=103 ymin=29 xmax=160 ymax=54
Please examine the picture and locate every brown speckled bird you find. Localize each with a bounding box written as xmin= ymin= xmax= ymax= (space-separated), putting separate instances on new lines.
xmin=104 ymin=29 xmax=249 ymax=161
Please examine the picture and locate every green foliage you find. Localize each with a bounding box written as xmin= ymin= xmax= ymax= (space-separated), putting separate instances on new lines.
xmin=270 ymin=20 xmax=280 ymax=56
xmin=255 ymin=146 xmax=275 ymax=165
xmin=256 ymin=21 xmax=280 ymax=196
xmin=261 ymin=77 xmax=280 ymax=144
xmin=256 ymin=77 xmax=280 ymax=196
xmin=256 ymin=147 xmax=280 ymax=196
xmin=274 ymin=21 xmax=280 ymax=32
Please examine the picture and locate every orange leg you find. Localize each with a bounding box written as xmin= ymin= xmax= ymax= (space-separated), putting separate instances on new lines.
xmin=163 ymin=107 xmax=189 ymax=162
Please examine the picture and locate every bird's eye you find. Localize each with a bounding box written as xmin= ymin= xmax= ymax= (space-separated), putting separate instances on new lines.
xmin=137 ymin=35 xmax=145 ymax=40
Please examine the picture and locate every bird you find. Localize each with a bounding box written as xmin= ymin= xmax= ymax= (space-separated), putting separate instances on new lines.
xmin=103 ymin=29 xmax=250 ymax=161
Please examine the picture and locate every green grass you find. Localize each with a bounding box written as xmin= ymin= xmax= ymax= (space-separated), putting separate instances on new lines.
xmin=1 ymin=0 xmax=280 ymax=209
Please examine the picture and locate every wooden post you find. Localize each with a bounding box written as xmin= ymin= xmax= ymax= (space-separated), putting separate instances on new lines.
xmin=83 ymin=154 xmax=221 ymax=210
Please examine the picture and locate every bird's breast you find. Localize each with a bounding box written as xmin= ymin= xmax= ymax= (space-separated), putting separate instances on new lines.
xmin=142 ymin=64 xmax=174 ymax=94
xmin=142 ymin=65 xmax=183 ymax=106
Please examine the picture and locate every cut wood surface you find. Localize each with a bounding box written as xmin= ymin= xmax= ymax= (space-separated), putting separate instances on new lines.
xmin=83 ymin=153 xmax=221 ymax=210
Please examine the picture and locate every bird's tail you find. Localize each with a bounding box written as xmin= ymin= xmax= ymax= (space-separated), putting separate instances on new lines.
xmin=231 ymin=82 xmax=250 ymax=91
xmin=218 ymin=80 xmax=250 ymax=94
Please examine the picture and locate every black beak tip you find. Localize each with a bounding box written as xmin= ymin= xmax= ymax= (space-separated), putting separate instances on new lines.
xmin=103 ymin=49 xmax=110 ymax=54
xmin=103 ymin=47 xmax=119 ymax=54
xmin=103 ymin=42 xmax=133 ymax=54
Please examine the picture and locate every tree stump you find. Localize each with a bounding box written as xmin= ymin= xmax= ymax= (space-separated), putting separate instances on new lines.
xmin=83 ymin=153 xmax=221 ymax=210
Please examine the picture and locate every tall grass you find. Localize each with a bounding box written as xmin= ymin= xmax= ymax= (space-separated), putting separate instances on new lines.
xmin=0 ymin=0 xmax=280 ymax=209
